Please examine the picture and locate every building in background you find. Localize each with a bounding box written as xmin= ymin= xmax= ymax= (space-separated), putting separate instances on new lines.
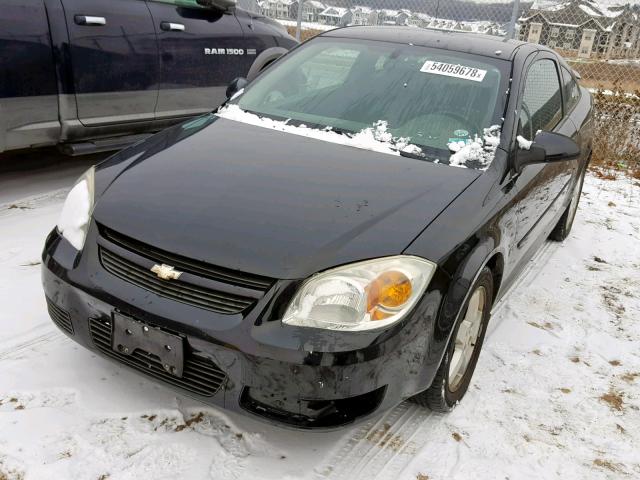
xmin=408 ymin=12 xmax=434 ymax=28
xmin=519 ymin=0 xmax=640 ymax=59
xmin=263 ymin=0 xmax=298 ymax=20
xmin=300 ymin=1 xmax=326 ymax=22
xmin=351 ymin=6 xmax=378 ymax=26
xmin=319 ymin=6 xmax=352 ymax=26
xmin=426 ymin=18 xmax=463 ymax=31
xmin=376 ymin=9 xmax=410 ymax=26
xmin=256 ymin=0 xmax=638 ymax=60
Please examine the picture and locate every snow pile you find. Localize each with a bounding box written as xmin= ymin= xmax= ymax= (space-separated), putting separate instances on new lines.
xmin=448 ymin=125 xmax=501 ymax=169
xmin=517 ymin=135 xmax=533 ymax=150
xmin=217 ymin=104 xmax=423 ymax=157
xmin=276 ymin=19 xmax=336 ymax=32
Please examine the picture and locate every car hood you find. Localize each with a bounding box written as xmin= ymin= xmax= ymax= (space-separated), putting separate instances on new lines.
xmin=93 ymin=117 xmax=480 ymax=279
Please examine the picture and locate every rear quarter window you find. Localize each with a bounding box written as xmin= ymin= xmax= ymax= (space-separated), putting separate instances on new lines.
xmin=561 ymin=66 xmax=581 ymax=113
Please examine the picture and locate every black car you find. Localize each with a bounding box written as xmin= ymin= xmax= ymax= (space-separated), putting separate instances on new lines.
xmin=42 ymin=27 xmax=592 ymax=429
xmin=0 ymin=0 xmax=295 ymax=155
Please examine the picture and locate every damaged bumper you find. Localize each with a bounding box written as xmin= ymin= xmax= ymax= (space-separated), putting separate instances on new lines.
xmin=42 ymin=227 xmax=443 ymax=429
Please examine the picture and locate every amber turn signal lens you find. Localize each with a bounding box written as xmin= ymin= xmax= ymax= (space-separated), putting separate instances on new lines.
xmin=367 ymin=271 xmax=412 ymax=320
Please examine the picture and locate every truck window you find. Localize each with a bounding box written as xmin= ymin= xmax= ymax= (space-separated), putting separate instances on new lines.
xmin=148 ymin=0 xmax=206 ymax=8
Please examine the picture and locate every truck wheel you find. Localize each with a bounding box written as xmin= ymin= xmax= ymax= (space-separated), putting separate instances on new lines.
xmin=246 ymin=47 xmax=288 ymax=81
xmin=411 ymin=267 xmax=493 ymax=412
xmin=550 ymin=168 xmax=585 ymax=242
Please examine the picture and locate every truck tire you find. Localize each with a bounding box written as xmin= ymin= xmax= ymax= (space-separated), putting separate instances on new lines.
xmin=246 ymin=47 xmax=288 ymax=81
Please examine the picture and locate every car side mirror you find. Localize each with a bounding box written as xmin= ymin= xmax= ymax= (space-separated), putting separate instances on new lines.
xmin=226 ymin=77 xmax=248 ymax=100
xmin=196 ymin=0 xmax=236 ymax=11
xmin=515 ymin=131 xmax=580 ymax=172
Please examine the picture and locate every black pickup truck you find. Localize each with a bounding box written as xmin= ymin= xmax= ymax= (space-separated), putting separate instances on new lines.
xmin=0 ymin=0 xmax=296 ymax=155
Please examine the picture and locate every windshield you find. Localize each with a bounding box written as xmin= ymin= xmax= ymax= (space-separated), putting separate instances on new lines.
xmin=229 ymin=37 xmax=510 ymax=169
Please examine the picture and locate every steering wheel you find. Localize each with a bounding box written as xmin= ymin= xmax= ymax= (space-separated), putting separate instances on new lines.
xmin=395 ymin=111 xmax=481 ymax=148
xmin=264 ymin=90 xmax=286 ymax=104
xmin=432 ymin=111 xmax=482 ymax=138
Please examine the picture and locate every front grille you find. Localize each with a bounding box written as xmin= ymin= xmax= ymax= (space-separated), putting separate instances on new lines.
xmin=100 ymin=226 xmax=273 ymax=290
xmin=89 ymin=317 xmax=226 ymax=397
xmin=99 ymin=248 xmax=254 ymax=314
xmin=46 ymin=297 xmax=74 ymax=335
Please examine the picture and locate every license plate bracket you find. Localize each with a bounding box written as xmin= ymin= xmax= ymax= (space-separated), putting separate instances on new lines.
xmin=112 ymin=312 xmax=184 ymax=378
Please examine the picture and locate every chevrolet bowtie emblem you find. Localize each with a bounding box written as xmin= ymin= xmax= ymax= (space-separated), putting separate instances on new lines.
xmin=151 ymin=264 xmax=183 ymax=280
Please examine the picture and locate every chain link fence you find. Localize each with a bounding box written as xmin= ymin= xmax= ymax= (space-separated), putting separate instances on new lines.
xmin=247 ymin=0 xmax=640 ymax=177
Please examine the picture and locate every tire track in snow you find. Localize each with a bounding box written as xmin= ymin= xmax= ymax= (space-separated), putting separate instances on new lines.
xmin=0 ymin=330 xmax=66 ymax=361
xmin=314 ymin=402 xmax=435 ymax=480
xmin=488 ymin=240 xmax=559 ymax=336
xmin=0 ymin=187 xmax=69 ymax=216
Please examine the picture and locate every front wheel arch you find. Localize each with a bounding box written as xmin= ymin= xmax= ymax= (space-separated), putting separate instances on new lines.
xmin=421 ymin=239 xmax=505 ymax=391
xmin=412 ymin=266 xmax=494 ymax=411
xmin=484 ymin=252 xmax=504 ymax=304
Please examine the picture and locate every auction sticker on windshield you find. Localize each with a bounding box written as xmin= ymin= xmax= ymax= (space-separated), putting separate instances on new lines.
xmin=420 ymin=61 xmax=487 ymax=82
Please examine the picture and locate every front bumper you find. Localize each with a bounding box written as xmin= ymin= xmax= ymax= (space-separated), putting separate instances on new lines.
xmin=42 ymin=228 xmax=443 ymax=429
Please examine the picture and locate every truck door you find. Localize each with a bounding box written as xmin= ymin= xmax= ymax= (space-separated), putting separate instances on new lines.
xmin=59 ymin=0 xmax=159 ymax=126
xmin=145 ymin=0 xmax=248 ymax=119
xmin=1 ymin=0 xmax=59 ymax=152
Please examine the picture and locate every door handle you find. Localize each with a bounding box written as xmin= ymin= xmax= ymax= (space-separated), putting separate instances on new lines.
xmin=74 ymin=15 xmax=107 ymax=26
xmin=160 ymin=22 xmax=185 ymax=32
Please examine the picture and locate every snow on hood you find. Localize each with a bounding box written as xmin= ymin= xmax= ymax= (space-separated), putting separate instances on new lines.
xmin=447 ymin=125 xmax=501 ymax=170
xmin=216 ymin=104 xmax=423 ymax=157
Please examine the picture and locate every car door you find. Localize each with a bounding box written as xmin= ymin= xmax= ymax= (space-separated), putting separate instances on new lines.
xmin=145 ymin=0 xmax=247 ymax=119
xmin=511 ymin=54 xmax=579 ymax=260
xmin=59 ymin=0 xmax=159 ymax=126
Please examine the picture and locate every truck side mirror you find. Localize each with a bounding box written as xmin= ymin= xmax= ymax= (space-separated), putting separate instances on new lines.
xmin=515 ymin=131 xmax=580 ymax=172
xmin=226 ymin=77 xmax=248 ymax=100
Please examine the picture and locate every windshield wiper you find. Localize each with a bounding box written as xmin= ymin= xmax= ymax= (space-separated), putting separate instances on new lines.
xmin=400 ymin=150 xmax=426 ymax=160
xmin=329 ymin=126 xmax=356 ymax=136
xmin=400 ymin=150 xmax=446 ymax=164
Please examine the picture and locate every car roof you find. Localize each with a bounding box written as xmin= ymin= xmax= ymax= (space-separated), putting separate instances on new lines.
xmin=320 ymin=26 xmax=534 ymax=61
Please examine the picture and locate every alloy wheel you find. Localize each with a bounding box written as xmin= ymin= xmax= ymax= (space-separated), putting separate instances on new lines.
xmin=449 ymin=286 xmax=487 ymax=392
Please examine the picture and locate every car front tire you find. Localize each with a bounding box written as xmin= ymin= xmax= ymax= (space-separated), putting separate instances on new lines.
xmin=411 ymin=267 xmax=494 ymax=412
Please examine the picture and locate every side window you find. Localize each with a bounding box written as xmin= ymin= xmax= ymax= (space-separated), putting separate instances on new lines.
xmin=519 ymin=59 xmax=563 ymax=140
xmin=561 ymin=66 xmax=581 ymax=112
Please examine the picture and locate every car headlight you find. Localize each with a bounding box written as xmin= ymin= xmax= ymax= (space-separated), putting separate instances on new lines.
xmin=57 ymin=166 xmax=95 ymax=251
xmin=283 ymin=256 xmax=437 ymax=331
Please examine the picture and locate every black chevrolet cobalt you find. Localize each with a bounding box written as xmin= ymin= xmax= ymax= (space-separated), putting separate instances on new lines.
xmin=43 ymin=27 xmax=592 ymax=429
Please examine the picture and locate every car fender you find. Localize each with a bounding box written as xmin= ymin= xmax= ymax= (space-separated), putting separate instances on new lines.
xmin=246 ymin=47 xmax=288 ymax=81
xmin=425 ymin=236 xmax=505 ymax=384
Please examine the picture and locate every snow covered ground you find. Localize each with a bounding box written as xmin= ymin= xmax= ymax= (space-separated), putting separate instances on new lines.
xmin=276 ymin=19 xmax=336 ymax=32
xmin=1 ymin=157 xmax=639 ymax=480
